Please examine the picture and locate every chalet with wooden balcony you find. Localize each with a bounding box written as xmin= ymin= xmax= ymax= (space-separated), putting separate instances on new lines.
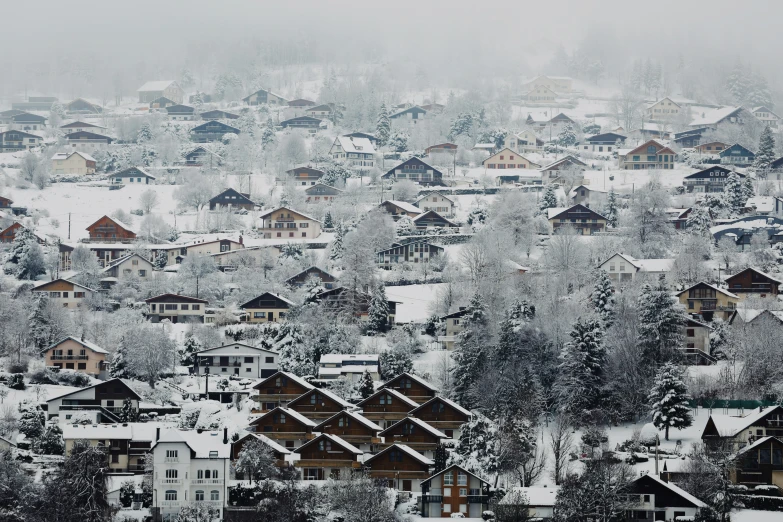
xmin=294 ymin=433 xmax=363 ymax=480
xmin=200 ymin=109 xmax=239 ymax=121
xmin=720 ymin=143 xmax=755 ymax=166
xmin=676 ymin=282 xmax=738 ymax=322
xmin=621 ymin=474 xmax=706 ymax=521
xmin=66 ymin=98 xmax=102 ymax=114
xmin=45 ymin=378 xmax=141 ymax=423
xmin=547 ymin=204 xmax=608 ymax=235
xmin=313 ymin=410 xmax=382 ymax=451
xmin=64 ymin=130 xmax=114 ymax=152
xmin=280 ymin=116 xmax=323 ymax=132
xmin=86 ymin=215 xmax=137 ymax=242
xmin=252 ymin=371 xmax=315 ymax=411
xmin=32 ymin=278 xmax=95 ymax=309
xmin=110 ymin=166 xmax=156 ymax=185
xmin=190 ymin=121 xmax=240 ymax=143
xmin=286 ymin=266 xmax=337 ymax=289
xmin=44 ymin=336 xmax=108 ymax=377
xmin=617 ymin=140 xmax=676 ymax=170
xmin=62 ymin=422 xmax=160 ymax=474
xmin=231 ymin=433 xmax=291 ymax=472
xmin=420 ymin=465 xmax=491 ymax=518
xmin=377 ymin=240 xmax=444 ymax=268
xmin=258 ymin=206 xmax=322 ymax=239
xmin=682 ymin=165 xmax=742 ymax=194
xmin=381 ymin=372 xmax=438 ymax=404
xmin=364 ymin=443 xmax=434 ymax=493
xmin=284 ymin=166 xmax=325 ymax=185
xmin=286 ymin=388 xmax=353 ymax=421
xmin=183 ymin=146 xmax=221 ymax=167
xmin=357 ymin=388 xmax=419 ymax=429
xmin=732 ymin=436 xmax=783 ymax=487
xmin=412 ymin=211 xmax=459 ymax=230
xmin=248 ymin=406 xmax=317 ymax=450
xmin=1 ymin=222 xmax=45 ymax=244
xmin=240 ymin=292 xmax=294 ymax=324
xmin=242 ymin=88 xmax=287 ymax=106
xmin=382 ymin=157 xmax=445 ymax=186
xmin=305 ymin=183 xmax=343 ymax=203
xmin=379 ymin=417 xmax=447 ymax=458
xmin=208 ymin=188 xmax=255 ymax=211
xmin=0 ymin=130 xmax=42 ymax=152
xmin=379 ymin=200 xmax=422 ymax=220
xmin=409 ymin=396 xmax=471 ymax=440
xmin=701 ymin=406 xmax=783 ymax=451
xmin=725 ymin=267 xmax=781 ymax=299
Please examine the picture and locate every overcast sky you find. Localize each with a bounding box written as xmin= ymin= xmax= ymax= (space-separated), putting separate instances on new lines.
xmin=1 ymin=0 xmax=781 ymax=95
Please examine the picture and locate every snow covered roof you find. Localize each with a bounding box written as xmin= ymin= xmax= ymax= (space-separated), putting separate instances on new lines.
xmin=639 ymin=474 xmax=707 ymax=508
xmin=251 ymin=407 xmax=318 ymax=428
xmin=154 ymin=429 xmax=232 ymax=458
xmin=365 ymin=443 xmax=433 ymax=466
xmin=62 ymin=422 xmax=168 ymax=441
xmin=51 ymin=151 xmax=97 ymax=162
xmin=320 ymin=353 xmax=379 ymax=364
xmin=412 ymin=395 xmax=472 ymax=418
xmin=546 ymin=207 xmax=567 ymax=219
xmin=358 ymin=387 xmax=419 ymax=409
xmin=47 ymin=336 xmax=109 ymax=354
xmin=421 ymin=464 xmax=490 ymax=486
xmin=710 ymin=217 xmax=783 ymax=235
xmin=335 ymin=136 xmax=376 ymax=154
xmin=735 ymin=436 xmax=783 ymax=457
xmin=380 ymin=416 xmax=447 ymax=439
xmin=103 ymin=253 xmax=151 ymax=271
xmin=195 ymin=342 xmax=278 ymax=356
xmin=320 ymin=366 xmax=378 ymax=377
xmin=297 ymin=433 xmax=363 ymax=455
xmin=316 ymin=410 xmax=382 ymax=433
xmin=292 ymin=387 xmax=353 ymax=409
xmin=33 ymin=278 xmax=95 ymax=292
xmin=137 ymin=80 xmax=177 ymax=92
xmin=705 ymin=406 xmax=782 ymax=438
xmin=382 ymin=200 xmax=421 ymax=214
xmin=258 ymin=206 xmax=320 ymax=222
xmin=382 ymin=372 xmax=438 ymax=392
xmin=500 ymin=486 xmax=559 ymax=507
xmin=745 ymin=196 xmax=776 ymax=213
xmin=414 ymin=191 xmax=455 ymax=205
xmin=635 ymin=258 xmax=674 ymax=273
xmin=254 ymin=371 xmax=315 ymax=392
xmin=676 ymin=282 xmax=738 ymax=299
xmin=690 ymin=106 xmax=742 ymax=127
xmin=236 ymin=432 xmax=291 ymax=455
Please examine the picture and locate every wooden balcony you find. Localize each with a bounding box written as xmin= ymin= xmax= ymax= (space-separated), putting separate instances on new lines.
xmin=295 ymin=459 xmax=361 ymax=469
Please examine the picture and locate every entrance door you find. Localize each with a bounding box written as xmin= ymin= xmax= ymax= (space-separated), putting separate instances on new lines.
xmin=268 ymin=312 xmax=274 ymax=322
xmin=402 ymin=480 xmax=412 ymax=492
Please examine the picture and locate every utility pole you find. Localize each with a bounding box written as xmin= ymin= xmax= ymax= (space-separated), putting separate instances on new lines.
xmin=68 ymin=213 xmax=71 ymax=239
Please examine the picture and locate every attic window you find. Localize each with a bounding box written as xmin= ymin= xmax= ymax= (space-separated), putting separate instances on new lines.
xmin=209 ymin=451 xmax=218 ymax=458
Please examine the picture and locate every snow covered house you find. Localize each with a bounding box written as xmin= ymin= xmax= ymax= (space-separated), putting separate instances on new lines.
xmin=193 ymin=342 xmax=278 ymax=378
xmin=720 ymin=143 xmax=755 ymax=166
xmin=101 ymin=253 xmax=154 ymax=287
xmin=45 ymin=378 xmax=141 ymax=423
xmin=145 ymin=294 xmax=207 ymax=323
xmin=503 ymin=130 xmax=544 ymax=154
xmin=645 ymin=97 xmax=682 ymax=122
xmin=199 ymin=109 xmax=239 ymax=121
xmin=683 ymin=165 xmax=742 ymax=193
xmin=294 ymin=433 xmax=364 ymax=480
xmin=137 ymin=80 xmax=184 ymax=104
xmin=751 ymin=106 xmax=780 ymax=127
xmin=153 ymin=237 xmax=244 ymax=266
xmin=110 ymin=166 xmax=156 ymax=185
xmin=380 ymin=372 xmax=438 ymax=404
xmin=617 ymin=140 xmax=676 ymax=170
xmin=51 ymin=150 xmax=97 ymax=175
xmin=414 ymin=191 xmax=455 ymax=216
xmin=280 ymin=116 xmax=323 ymax=133
xmin=702 ymin=405 xmax=783 ymax=450
xmin=183 ymin=146 xmax=221 ymax=167
xmin=689 ymin=106 xmax=756 ymax=132
xmin=286 ymin=387 xmax=353 ymax=421
xmin=208 ymin=188 xmax=255 ymax=211
xmin=286 ymin=266 xmax=337 ymax=289
xmin=684 ymin=317 xmax=714 ymax=365
xmin=438 ymin=307 xmax=469 ymax=351
xmin=521 ymin=84 xmax=557 ymax=103
xmin=247 ymin=406 xmax=317 ymax=450
xmin=149 ymin=428 xmax=231 ymax=521
xmin=258 ymin=206 xmax=322 ymax=239
xmin=317 ymin=353 xmax=380 ymax=382
xmin=305 ymin=183 xmax=343 ymax=203
xmin=419 ymin=465 xmax=491 ymax=518
xmin=165 ymin=104 xmax=195 ymax=121
xmin=523 ymin=75 xmax=573 ymax=93
xmin=570 ymin=185 xmax=607 ymax=208
xmin=190 ymin=121 xmax=240 ymax=143
xmin=412 ymin=210 xmax=459 ymax=230
xmin=378 ymin=417 xmax=447 ymax=458
xmin=240 ymin=292 xmax=294 ymax=323
xmin=582 ymin=132 xmax=626 ymax=153
xmin=242 ymin=88 xmax=287 ymax=106
xmin=252 ymin=371 xmax=315 ymax=411
xmin=724 ymin=267 xmax=782 ymax=299
xmin=732 ymin=436 xmax=783 ymax=486
xmin=0 ymin=130 xmax=42 ymax=152
xmin=382 ymin=157 xmax=445 ymax=186
xmin=364 ymin=444 xmax=434 ymax=493
xmin=547 ymin=204 xmax=608 ymax=235
xmin=284 ymin=166 xmax=325 ymax=185
xmin=329 ymin=136 xmax=376 ymax=169
xmin=409 ymin=396 xmax=471 ymax=440
xmin=64 ymin=130 xmax=113 ymax=151
xmin=44 ymin=336 xmax=109 ymax=377
xmin=482 ymin=147 xmax=540 ymax=169
xmin=313 ymin=287 xmax=399 ymax=324
xmin=498 ymin=486 xmax=558 ymax=520
xmin=62 ymin=423 xmax=163 ymax=473
xmin=313 ymin=410 xmax=383 ymax=452
xmin=597 ymin=253 xmax=674 ymax=283
xmin=231 ymin=433 xmax=291 ymax=471
xmin=694 ymin=141 xmax=728 ymax=155
xmin=379 ymin=200 xmax=422 ymax=220
xmin=621 ymin=474 xmax=707 ymax=521
xmin=377 ymin=240 xmax=444 ymax=268
xmin=356 ymin=388 xmax=419 ymax=429
xmin=86 ymin=215 xmax=137 ymax=242
xmin=389 ymin=106 xmax=427 ymax=126
xmin=9 ymin=111 xmax=46 ymax=131
xmin=66 ymin=98 xmax=102 ymax=114
xmin=32 ymin=278 xmax=95 ymax=309
xmin=676 ymin=282 xmax=739 ymax=322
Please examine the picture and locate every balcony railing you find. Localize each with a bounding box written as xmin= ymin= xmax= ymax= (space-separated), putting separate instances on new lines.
xmin=51 ymin=355 xmax=89 ymax=360
xmin=192 ymin=478 xmax=224 ymax=485
xmin=468 ymin=495 xmax=489 ymax=504
xmin=162 ymin=478 xmax=182 ymax=485
xmin=422 ymin=495 xmax=443 ymax=503
xmin=164 ymin=457 xmax=179 ymax=463
xmin=160 ymin=500 xmax=181 ymax=508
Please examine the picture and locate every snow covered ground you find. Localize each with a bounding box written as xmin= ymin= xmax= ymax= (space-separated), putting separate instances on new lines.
xmin=386 ymin=283 xmax=446 ymax=323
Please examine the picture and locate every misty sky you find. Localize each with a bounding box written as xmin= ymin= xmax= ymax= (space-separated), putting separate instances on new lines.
xmin=1 ymin=0 xmax=782 ymax=96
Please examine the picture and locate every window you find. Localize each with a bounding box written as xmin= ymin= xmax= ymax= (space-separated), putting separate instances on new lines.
xmin=686 ymin=329 xmax=695 ymax=337
xmin=165 ymin=491 xmax=177 ymax=501
xmin=457 ymin=472 xmax=467 ymax=485
xmin=265 ymin=357 xmax=274 ymax=364
xmin=244 ymin=357 xmax=253 ymax=363
xmin=166 ymin=450 xmax=178 ymax=458
xmin=209 ymin=451 xmax=218 ymax=458
xmin=432 ymin=402 xmax=445 ymax=414
xmin=274 ymin=412 xmax=286 ymax=424
xmin=444 ymin=487 xmax=452 ymax=497
xmin=211 ymin=491 xmax=219 ymax=501
xmin=165 ymin=304 xmax=177 ymax=310
xmin=181 ymin=305 xmax=189 ymax=311
xmin=444 ymin=473 xmax=453 ymax=486
xmin=138 ymin=270 xmax=147 ymax=277
xmin=165 ymin=469 xmax=178 ymax=478
xmin=254 ymin=312 xmax=266 ymax=319
xmin=193 ymin=305 xmax=200 ymax=310
xmin=338 ymin=416 xmax=350 ymax=427
xmin=75 ymin=292 xmax=85 ymax=298
xmin=643 ymin=494 xmax=650 ymax=503
xmin=318 ymin=440 xmax=332 ymax=451
xmin=443 ymin=504 xmax=451 ymax=513
xmin=310 ymin=393 xmax=322 ymax=405
xmin=389 ymin=449 xmax=403 ymax=462
xmin=400 ymin=377 xmax=412 ymax=389
xmin=379 ymin=394 xmax=392 ymax=405
xmin=196 ymin=490 xmax=204 ymax=501
xmin=402 ymin=423 xmax=415 ymax=435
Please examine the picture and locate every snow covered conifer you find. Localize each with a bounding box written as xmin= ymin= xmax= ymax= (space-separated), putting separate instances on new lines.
xmin=6 ymin=227 xmax=46 ymax=280
xmin=261 ymin=117 xmax=276 ymax=148
xmin=539 ymin=185 xmax=558 ymax=214
xmin=754 ymin=126 xmax=776 ymax=171
xmin=451 ymin=293 xmax=490 ymax=408
xmin=395 ymin=215 xmax=415 ymax=236
xmin=180 ymin=335 xmax=202 ymax=366
xmin=556 ymin=317 xmax=607 ymax=425
xmin=329 ymin=223 xmax=345 ymax=261
xmin=452 ymin=412 xmax=499 ymax=479
xmin=722 ymin=172 xmax=746 ymax=217
xmin=591 ymin=268 xmax=615 ymax=326
xmin=367 ymin=283 xmax=389 ymax=334
xmin=376 ymin=103 xmax=391 ymax=147
xmin=35 ymin=423 xmax=65 ymax=455
xmin=235 ymin=437 xmax=277 ymax=483
xmin=137 ymin=122 xmax=153 ymax=143
xmin=357 ymin=369 xmax=375 ymax=399
xmin=558 ymin=124 xmax=577 ymax=148
xmin=649 ymin=362 xmax=693 ymax=440
xmin=742 ymin=176 xmax=754 ymax=203
xmin=379 ymin=349 xmax=413 ymax=380
xmin=605 ymin=189 xmax=619 ymax=227
xmin=685 ymin=206 xmax=713 ymax=237
xmin=323 ymin=211 xmax=334 ymax=229
xmin=28 ymin=293 xmax=52 ymax=353
xmin=637 ymin=276 xmax=686 ymax=368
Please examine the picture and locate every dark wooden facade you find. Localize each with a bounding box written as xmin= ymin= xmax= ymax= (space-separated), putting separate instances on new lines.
xmin=379 ymin=418 xmax=445 ymax=454
xmin=314 ymin=411 xmax=382 ymax=447
xmin=412 ymin=211 xmax=459 ymax=229
xmin=358 ymin=389 xmax=419 ymax=426
xmin=200 ymin=110 xmax=239 ymax=120
xmin=286 ymin=389 xmax=347 ymax=420
xmin=733 ymin=436 xmax=783 ymax=487
xmin=286 ymin=267 xmax=337 ymax=289
xmin=248 ymin=407 xmax=315 ymax=449
xmin=280 ymin=116 xmax=322 ymax=130
xmin=209 ymin=188 xmax=255 ymax=211
xmin=549 ymin=204 xmax=607 ymax=235
xmin=295 ymin=434 xmax=363 ymax=480
xmin=364 ymin=444 xmax=433 ymax=491
xmin=86 ymin=216 xmax=136 ymax=241
xmin=382 ymin=373 xmax=438 ymax=404
xmin=725 ymin=268 xmax=781 ymax=298
xmin=191 ymin=121 xmax=240 ymax=143
xmin=285 ymin=166 xmax=325 ymax=185
xmin=252 ymin=371 xmax=314 ymax=411
xmin=410 ymin=396 xmax=470 ymax=437
xmin=383 ymin=157 xmax=445 ymax=186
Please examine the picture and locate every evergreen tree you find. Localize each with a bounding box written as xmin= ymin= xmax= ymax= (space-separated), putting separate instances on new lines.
xmin=118 ymin=398 xmax=138 ymax=422
xmin=448 ymin=112 xmax=474 ymax=140
xmin=649 ymin=363 xmax=693 ymax=441
xmin=556 ymin=318 xmax=607 ymax=424
xmin=742 ymin=176 xmax=755 ymax=203
xmin=395 ymin=215 xmax=415 ymax=236
xmin=29 ymin=293 xmax=52 ymax=353
xmin=6 ymin=227 xmax=46 ymax=280
xmin=261 ymin=117 xmax=276 ymax=149
xmin=591 ymin=268 xmax=615 ymax=326
xmin=329 ymin=223 xmax=345 ymax=261
xmin=357 ymin=369 xmax=375 ymax=399
xmin=19 ymin=404 xmax=45 ymax=440
xmin=379 ymin=349 xmax=413 ymax=380
xmin=388 ymin=131 xmax=409 ymax=153
xmin=110 ymin=336 xmax=130 ymax=378
xmin=754 ymin=126 xmax=776 ymax=171
xmin=323 ymin=211 xmax=334 ymax=229
xmin=605 ymin=190 xmax=619 ymax=227
xmin=376 ymin=103 xmax=391 ymax=147
xmin=722 ymin=172 xmax=746 ymax=216
xmin=451 ymin=293 xmax=490 ymax=408
xmin=180 ymin=334 xmax=202 ymax=366
xmin=637 ymin=276 xmax=686 ymax=369
xmin=685 ymin=206 xmax=713 ymax=237
xmin=539 ymin=185 xmax=558 ymax=214
xmin=367 ymin=284 xmax=390 ymax=334
xmin=433 ymin=443 xmax=448 ymax=473
xmin=34 ymin=423 xmax=65 ymax=455
xmin=558 ymin=124 xmax=577 ymax=148
xmin=137 ymin=122 xmax=153 ymax=143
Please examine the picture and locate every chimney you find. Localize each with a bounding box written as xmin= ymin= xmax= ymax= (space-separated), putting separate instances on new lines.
xmin=223 ymin=427 xmax=228 ymax=444
xmin=239 ymin=235 xmax=243 ymax=245
xmin=156 ymin=427 xmax=160 ymax=442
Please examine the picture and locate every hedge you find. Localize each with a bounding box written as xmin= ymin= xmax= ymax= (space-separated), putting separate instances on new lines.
xmin=736 ymin=494 xmax=783 ymax=511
